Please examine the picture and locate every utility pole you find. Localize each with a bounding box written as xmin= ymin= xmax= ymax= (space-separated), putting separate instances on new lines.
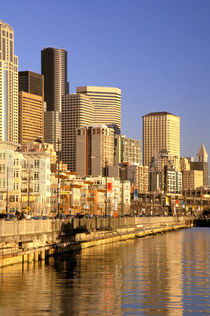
xmin=6 ymin=166 xmax=9 ymax=219
xmin=27 ymin=169 xmax=31 ymax=208
xmin=57 ymin=139 xmax=61 ymax=218
xmin=121 ymin=167 xmax=125 ymax=217
xmin=133 ymin=168 xmax=135 ymax=214
xmin=122 ymin=177 xmax=124 ymax=217
xmin=105 ymin=159 xmax=108 ymax=217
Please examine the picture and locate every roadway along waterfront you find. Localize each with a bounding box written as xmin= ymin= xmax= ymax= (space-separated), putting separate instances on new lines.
xmin=0 ymin=227 xmax=209 ymax=315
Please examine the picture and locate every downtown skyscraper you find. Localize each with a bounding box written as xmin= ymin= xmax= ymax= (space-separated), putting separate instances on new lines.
xmin=41 ymin=47 xmax=69 ymax=149
xmin=18 ymin=71 xmax=44 ymax=144
xmin=142 ymin=111 xmax=180 ymax=167
xmin=61 ymin=93 xmax=94 ymax=171
xmin=0 ymin=20 xmax=18 ymax=142
xmin=76 ymin=86 xmax=121 ymax=134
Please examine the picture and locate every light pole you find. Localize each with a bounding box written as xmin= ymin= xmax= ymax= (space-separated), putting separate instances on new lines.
xmin=132 ymin=168 xmax=135 ymax=215
xmin=27 ymin=169 xmax=32 ymax=209
xmin=105 ymin=160 xmax=108 ymax=217
xmin=56 ymin=139 xmax=61 ymax=218
xmin=90 ymin=182 xmax=93 ymax=216
xmin=121 ymin=167 xmax=126 ymax=217
xmin=6 ymin=166 xmax=9 ymax=219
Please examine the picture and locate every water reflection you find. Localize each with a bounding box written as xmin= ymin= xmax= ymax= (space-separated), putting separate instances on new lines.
xmin=0 ymin=228 xmax=209 ymax=315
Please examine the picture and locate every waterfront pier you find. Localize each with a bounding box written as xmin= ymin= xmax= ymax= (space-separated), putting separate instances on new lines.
xmin=0 ymin=216 xmax=194 ymax=267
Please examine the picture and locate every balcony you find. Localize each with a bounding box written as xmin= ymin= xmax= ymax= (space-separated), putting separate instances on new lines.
xmin=21 ymin=188 xmax=33 ymax=193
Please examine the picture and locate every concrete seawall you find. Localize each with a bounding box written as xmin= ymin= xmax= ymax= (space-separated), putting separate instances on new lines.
xmin=0 ymin=216 xmax=194 ymax=267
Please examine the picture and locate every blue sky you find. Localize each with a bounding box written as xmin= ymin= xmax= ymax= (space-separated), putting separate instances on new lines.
xmin=1 ymin=0 xmax=210 ymax=159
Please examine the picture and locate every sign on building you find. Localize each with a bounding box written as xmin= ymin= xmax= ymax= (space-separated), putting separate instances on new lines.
xmin=107 ymin=183 xmax=112 ymax=197
xmin=134 ymin=189 xmax=138 ymax=201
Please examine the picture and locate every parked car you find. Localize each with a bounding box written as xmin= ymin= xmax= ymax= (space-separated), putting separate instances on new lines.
xmin=0 ymin=213 xmax=15 ymax=220
xmin=75 ymin=213 xmax=85 ymax=218
xmin=31 ymin=216 xmax=41 ymax=220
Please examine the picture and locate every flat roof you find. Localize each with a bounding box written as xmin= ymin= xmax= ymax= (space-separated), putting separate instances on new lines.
xmin=76 ymin=86 xmax=121 ymax=94
xmin=142 ymin=111 xmax=179 ymax=118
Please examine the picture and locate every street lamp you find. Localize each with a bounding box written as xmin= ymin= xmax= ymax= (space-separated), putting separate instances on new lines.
xmin=54 ymin=138 xmax=61 ymax=218
xmin=6 ymin=166 xmax=10 ymax=219
xmin=121 ymin=167 xmax=126 ymax=217
xmin=105 ymin=160 xmax=108 ymax=217
xmin=5 ymin=165 xmax=14 ymax=219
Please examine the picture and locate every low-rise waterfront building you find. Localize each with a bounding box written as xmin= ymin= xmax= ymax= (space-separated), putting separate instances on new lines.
xmin=0 ymin=142 xmax=18 ymax=213
xmin=0 ymin=139 xmax=131 ymax=217
xmin=84 ymin=176 xmax=130 ymax=216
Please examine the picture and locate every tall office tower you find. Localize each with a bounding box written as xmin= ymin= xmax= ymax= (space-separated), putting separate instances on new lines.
xmin=142 ymin=112 xmax=180 ymax=167
xmin=76 ymin=86 xmax=121 ymax=134
xmin=114 ymin=134 xmax=141 ymax=166
xmin=0 ymin=20 xmax=18 ymax=142
xmin=61 ymin=94 xmax=94 ymax=171
xmin=41 ymin=47 xmax=69 ymax=149
xmin=18 ymin=71 xmax=44 ymax=144
xmin=19 ymin=71 xmax=44 ymax=98
xmin=18 ymin=91 xmax=44 ymax=144
xmin=76 ymin=124 xmax=114 ymax=177
xmin=41 ymin=47 xmax=69 ymax=112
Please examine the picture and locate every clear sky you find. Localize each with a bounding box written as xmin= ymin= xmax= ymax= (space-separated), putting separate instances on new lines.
xmin=1 ymin=0 xmax=210 ymax=159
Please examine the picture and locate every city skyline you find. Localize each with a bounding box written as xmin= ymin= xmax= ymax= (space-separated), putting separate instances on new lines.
xmin=1 ymin=0 xmax=210 ymax=159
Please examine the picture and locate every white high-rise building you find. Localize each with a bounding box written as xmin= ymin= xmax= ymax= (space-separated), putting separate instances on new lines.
xmin=76 ymin=86 xmax=121 ymax=134
xmin=0 ymin=20 xmax=18 ymax=142
xmin=61 ymin=93 xmax=94 ymax=171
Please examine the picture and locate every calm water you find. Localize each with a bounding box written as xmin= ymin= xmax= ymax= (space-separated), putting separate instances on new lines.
xmin=0 ymin=227 xmax=209 ymax=316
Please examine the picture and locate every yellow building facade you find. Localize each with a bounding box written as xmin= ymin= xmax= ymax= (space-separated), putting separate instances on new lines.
xmin=19 ymin=91 xmax=44 ymax=144
xmin=182 ymin=170 xmax=203 ymax=190
xmin=142 ymin=112 xmax=180 ymax=167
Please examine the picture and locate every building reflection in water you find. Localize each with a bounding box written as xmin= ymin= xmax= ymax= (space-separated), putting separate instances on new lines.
xmin=0 ymin=228 xmax=209 ymax=315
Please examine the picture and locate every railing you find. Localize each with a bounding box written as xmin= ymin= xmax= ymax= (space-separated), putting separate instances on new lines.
xmin=0 ymin=216 xmax=194 ymax=238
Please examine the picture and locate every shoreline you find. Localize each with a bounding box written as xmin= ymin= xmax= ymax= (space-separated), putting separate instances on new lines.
xmin=0 ymin=217 xmax=194 ymax=268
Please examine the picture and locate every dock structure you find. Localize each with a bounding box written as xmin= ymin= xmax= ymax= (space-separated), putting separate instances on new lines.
xmin=0 ymin=216 xmax=194 ymax=267
xmin=131 ymin=189 xmax=210 ymax=216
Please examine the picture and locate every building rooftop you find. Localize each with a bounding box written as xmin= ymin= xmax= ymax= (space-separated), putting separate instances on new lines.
xmin=76 ymin=86 xmax=121 ymax=94
xmin=77 ymin=124 xmax=113 ymax=130
xmin=0 ymin=20 xmax=13 ymax=31
xmin=142 ymin=111 xmax=179 ymax=118
xmin=19 ymin=70 xmax=42 ymax=76
xmin=197 ymin=143 xmax=208 ymax=158
xmin=41 ymin=47 xmax=67 ymax=52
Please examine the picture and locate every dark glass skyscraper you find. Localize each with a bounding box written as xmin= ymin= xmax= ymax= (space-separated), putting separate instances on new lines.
xmin=41 ymin=47 xmax=69 ymax=148
xmin=19 ymin=71 xmax=44 ymax=98
xmin=41 ymin=47 xmax=69 ymax=111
